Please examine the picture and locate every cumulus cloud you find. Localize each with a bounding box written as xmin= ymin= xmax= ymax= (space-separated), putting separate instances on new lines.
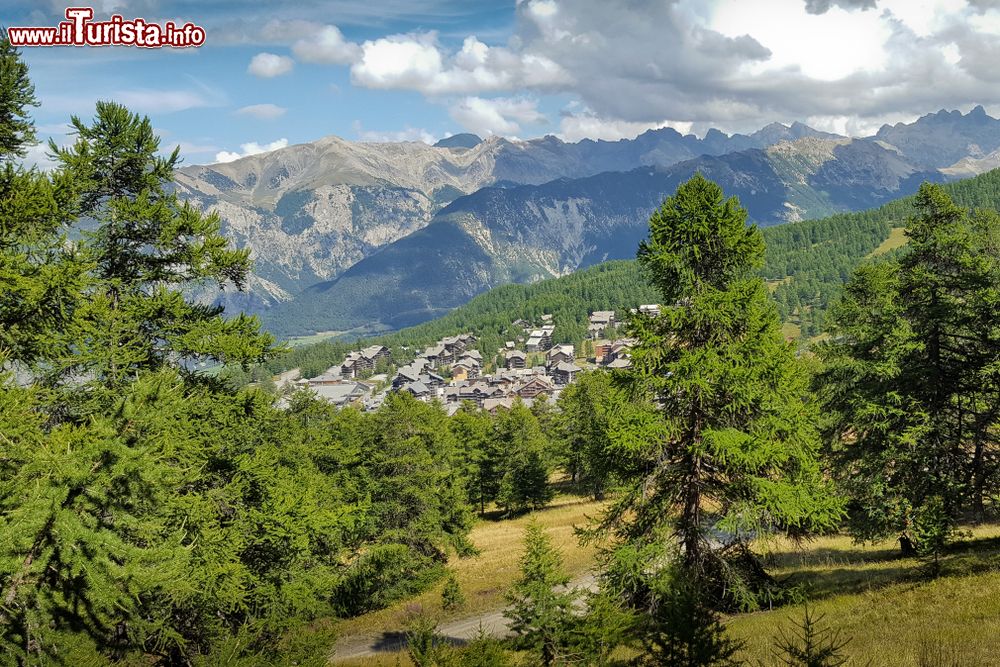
xmin=236 ymin=103 xmax=288 ymax=120
xmin=350 ymin=33 xmax=569 ymax=95
xmin=292 ymin=25 xmax=361 ymax=64
xmin=449 ymin=97 xmax=547 ymax=136
xmin=247 ymin=53 xmax=294 ymax=78
xmin=558 ymin=110 xmax=691 ymax=142
xmin=214 ymin=138 xmax=289 ymax=163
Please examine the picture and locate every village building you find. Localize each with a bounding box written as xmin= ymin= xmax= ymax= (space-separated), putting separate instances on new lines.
xmin=551 ymin=361 xmax=582 ymax=386
xmin=588 ymin=310 xmax=616 ymax=338
xmin=638 ymin=304 xmax=662 ymax=317
xmin=504 ymin=349 xmax=527 ymax=369
xmin=309 ymin=381 xmax=373 ymax=408
xmin=401 ymin=381 xmax=431 ymax=401
xmin=516 ymin=377 xmax=555 ymax=400
xmin=341 ymin=345 xmax=391 ymax=378
xmin=546 ymin=344 xmax=575 ymax=368
xmin=592 ymin=339 xmax=613 ymax=364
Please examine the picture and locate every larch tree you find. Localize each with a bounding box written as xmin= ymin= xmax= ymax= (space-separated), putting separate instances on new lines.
xmin=596 ymin=173 xmax=843 ymax=610
xmin=817 ymin=183 xmax=1000 ymax=559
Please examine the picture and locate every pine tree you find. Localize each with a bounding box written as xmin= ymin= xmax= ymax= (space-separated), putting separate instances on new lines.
xmin=0 ymin=38 xmax=38 ymax=161
xmin=596 ymin=174 xmax=843 ymax=610
xmin=0 ymin=38 xmax=85 ymax=364
xmin=817 ymin=183 xmax=1000 ymax=557
xmin=48 ymin=101 xmax=275 ymax=391
xmin=494 ymin=402 xmax=553 ymax=515
xmin=556 ymin=371 xmax=616 ymax=499
xmin=505 ymin=521 xmax=576 ymax=666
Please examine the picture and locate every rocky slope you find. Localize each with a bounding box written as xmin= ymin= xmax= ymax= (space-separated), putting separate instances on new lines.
xmin=260 ymin=137 xmax=945 ymax=337
xmin=176 ymin=121 xmax=843 ymax=311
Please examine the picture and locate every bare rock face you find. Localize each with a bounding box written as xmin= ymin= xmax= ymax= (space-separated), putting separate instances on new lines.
xmin=174 ymin=123 xmax=851 ymax=314
xmin=174 ymin=137 xmax=508 ymax=311
xmin=174 ymin=108 xmax=1000 ymax=333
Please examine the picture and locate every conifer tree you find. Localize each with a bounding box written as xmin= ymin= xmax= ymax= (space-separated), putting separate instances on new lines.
xmin=597 ymin=173 xmax=842 ymax=609
xmin=0 ymin=38 xmax=38 ymax=161
xmin=817 ymin=183 xmax=1000 ymax=556
xmin=49 ymin=101 xmax=274 ymax=390
xmin=505 ymin=521 xmax=576 ymax=666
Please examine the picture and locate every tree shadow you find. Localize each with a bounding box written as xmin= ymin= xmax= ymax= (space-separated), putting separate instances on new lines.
xmin=367 ymin=630 xmax=470 ymax=654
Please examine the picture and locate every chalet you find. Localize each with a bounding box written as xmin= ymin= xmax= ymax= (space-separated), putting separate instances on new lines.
xmin=588 ymin=310 xmax=616 ymax=338
xmin=483 ymin=396 xmax=535 ymax=414
xmin=452 ymin=360 xmax=479 ymax=382
xmin=420 ymin=372 xmax=446 ymax=390
xmin=308 ymin=367 xmax=342 ymax=385
xmin=551 ymin=361 xmax=582 ymax=386
xmin=401 ymin=381 xmax=431 ymax=400
xmin=546 ymin=344 xmax=575 ymax=368
xmin=461 ymin=349 xmax=483 ymax=364
xmin=310 ymin=381 xmax=373 ymax=408
xmin=516 ymin=377 xmax=554 ymax=400
xmin=541 ymin=314 xmax=553 ymax=323
xmin=526 ymin=325 xmax=554 ymax=352
xmin=340 ymin=352 xmax=364 ymax=379
xmin=423 ymin=344 xmax=453 ymax=367
xmin=606 ymin=356 xmax=632 ymax=369
xmin=391 ymin=366 xmax=421 ymax=390
xmin=341 ymin=345 xmax=391 ymax=378
xmin=505 ymin=349 xmax=527 ymax=369
xmin=639 ymin=304 xmax=661 ymax=317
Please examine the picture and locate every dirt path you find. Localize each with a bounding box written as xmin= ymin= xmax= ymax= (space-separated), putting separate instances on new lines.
xmin=331 ymin=572 xmax=597 ymax=662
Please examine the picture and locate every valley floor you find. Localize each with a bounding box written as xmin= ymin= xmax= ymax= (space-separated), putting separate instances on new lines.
xmin=330 ymin=511 xmax=1000 ymax=666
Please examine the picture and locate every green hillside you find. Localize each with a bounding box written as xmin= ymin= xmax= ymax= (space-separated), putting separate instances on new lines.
xmin=256 ymin=168 xmax=1000 ymax=379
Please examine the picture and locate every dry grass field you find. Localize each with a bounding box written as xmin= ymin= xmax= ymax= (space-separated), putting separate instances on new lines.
xmin=332 ymin=518 xmax=1000 ymax=666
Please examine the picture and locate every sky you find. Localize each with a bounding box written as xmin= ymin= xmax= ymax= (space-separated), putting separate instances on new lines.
xmin=7 ymin=0 xmax=1000 ymax=167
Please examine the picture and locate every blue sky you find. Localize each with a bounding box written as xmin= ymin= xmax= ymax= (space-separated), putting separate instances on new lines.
xmin=7 ymin=0 xmax=1000 ymax=167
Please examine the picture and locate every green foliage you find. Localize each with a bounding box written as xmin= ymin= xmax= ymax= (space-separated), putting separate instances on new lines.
xmin=0 ymin=65 xmax=475 ymax=662
xmin=770 ymin=608 xmax=850 ymax=667
xmin=47 ymin=101 xmax=275 ymax=390
xmin=442 ymin=572 xmax=466 ymax=611
xmin=505 ymin=521 xmax=577 ymax=666
xmin=598 ymin=174 xmax=843 ymax=612
xmin=817 ymin=183 xmax=1000 ymax=559
xmin=494 ymin=403 xmax=554 ymax=515
xmin=556 ymin=371 xmax=618 ymax=499
xmin=0 ymin=38 xmax=38 ymax=161
xmin=637 ymin=571 xmax=743 ymax=667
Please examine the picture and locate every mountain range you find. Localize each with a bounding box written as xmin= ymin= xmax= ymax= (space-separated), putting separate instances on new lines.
xmin=173 ymin=106 xmax=1000 ymax=338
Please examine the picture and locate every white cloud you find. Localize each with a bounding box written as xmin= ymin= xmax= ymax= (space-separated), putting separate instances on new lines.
xmin=236 ymin=103 xmax=288 ymax=120
xmin=350 ymin=33 xmax=569 ymax=95
xmin=351 ymin=121 xmax=437 ymax=144
xmin=292 ymin=25 xmax=361 ymax=64
xmin=559 ymin=111 xmax=691 ymax=142
xmin=214 ymin=138 xmax=289 ymax=163
xmin=247 ymin=53 xmax=294 ymax=78
xmin=449 ymin=97 xmax=546 ymax=136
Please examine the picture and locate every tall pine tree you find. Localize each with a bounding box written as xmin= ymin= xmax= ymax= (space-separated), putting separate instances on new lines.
xmin=817 ymin=183 xmax=1000 ymax=557
xmin=596 ymin=173 xmax=842 ymax=610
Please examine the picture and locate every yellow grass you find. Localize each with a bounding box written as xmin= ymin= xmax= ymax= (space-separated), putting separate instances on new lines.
xmin=868 ymin=226 xmax=909 ymax=258
xmin=333 ymin=496 xmax=604 ymax=645
xmin=780 ymin=321 xmax=802 ymax=340
xmin=729 ymin=525 xmax=1000 ymax=666
xmin=337 ymin=521 xmax=1000 ymax=666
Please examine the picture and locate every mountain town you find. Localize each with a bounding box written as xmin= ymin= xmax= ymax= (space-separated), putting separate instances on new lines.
xmin=5 ymin=1 xmax=1000 ymax=666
